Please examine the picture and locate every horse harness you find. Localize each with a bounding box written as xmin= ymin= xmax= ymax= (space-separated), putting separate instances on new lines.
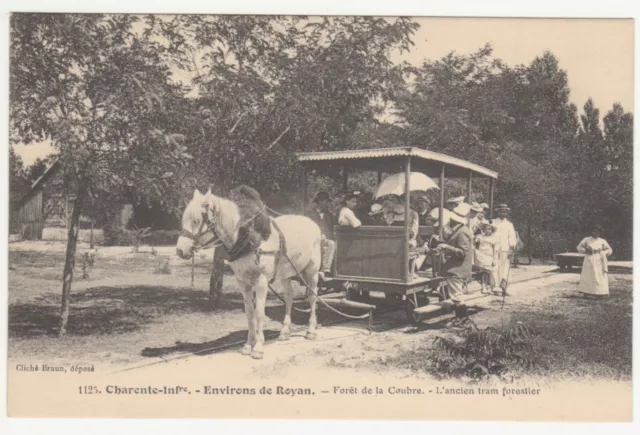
xmin=180 ymin=207 xmax=287 ymax=284
xmin=182 ymin=206 xmax=374 ymax=324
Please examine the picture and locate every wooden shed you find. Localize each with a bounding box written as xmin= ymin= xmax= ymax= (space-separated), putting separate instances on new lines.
xmin=15 ymin=160 xmax=61 ymax=239
xmin=14 ymin=160 xmax=133 ymax=241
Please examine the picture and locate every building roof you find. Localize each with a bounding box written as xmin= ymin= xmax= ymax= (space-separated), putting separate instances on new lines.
xmin=17 ymin=159 xmax=61 ymax=207
xmin=297 ymin=147 xmax=498 ymax=179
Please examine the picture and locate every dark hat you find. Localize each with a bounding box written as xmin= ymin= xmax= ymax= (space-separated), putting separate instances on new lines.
xmin=495 ymin=204 xmax=511 ymax=211
xmin=314 ymin=191 xmax=331 ymax=202
xmin=592 ymin=224 xmax=603 ymax=233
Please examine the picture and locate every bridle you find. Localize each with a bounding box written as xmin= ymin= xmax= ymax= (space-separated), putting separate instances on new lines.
xmin=179 ymin=204 xmax=268 ymax=254
xmin=179 ymin=211 xmax=221 ymax=252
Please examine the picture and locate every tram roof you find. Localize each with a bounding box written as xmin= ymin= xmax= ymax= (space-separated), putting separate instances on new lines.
xmin=297 ymin=147 xmax=498 ymax=179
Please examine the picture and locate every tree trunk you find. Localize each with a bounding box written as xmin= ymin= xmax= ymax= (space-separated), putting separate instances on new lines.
xmin=59 ymin=182 xmax=88 ymax=337
xmin=527 ymin=220 xmax=533 ymax=265
xmin=89 ymin=219 xmax=94 ymax=249
xmin=209 ymin=245 xmax=227 ymax=310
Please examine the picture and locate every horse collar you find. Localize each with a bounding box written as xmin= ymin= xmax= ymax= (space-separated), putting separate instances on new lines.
xmin=227 ymin=227 xmax=255 ymax=262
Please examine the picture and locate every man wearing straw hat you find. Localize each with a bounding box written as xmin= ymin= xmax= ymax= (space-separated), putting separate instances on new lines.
xmin=493 ymin=204 xmax=517 ymax=295
xmin=434 ymin=203 xmax=473 ymax=326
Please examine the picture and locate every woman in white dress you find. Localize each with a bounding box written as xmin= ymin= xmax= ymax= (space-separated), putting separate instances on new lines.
xmin=576 ymin=226 xmax=613 ymax=298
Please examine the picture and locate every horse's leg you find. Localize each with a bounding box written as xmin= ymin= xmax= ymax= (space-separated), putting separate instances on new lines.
xmin=239 ymin=281 xmax=256 ymax=356
xmin=278 ymin=278 xmax=293 ymax=341
xmin=302 ymin=266 xmax=319 ymax=341
xmin=251 ymin=275 xmax=268 ymax=359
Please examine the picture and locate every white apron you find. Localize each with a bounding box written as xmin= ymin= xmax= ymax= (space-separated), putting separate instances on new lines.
xmin=577 ymin=237 xmax=613 ymax=296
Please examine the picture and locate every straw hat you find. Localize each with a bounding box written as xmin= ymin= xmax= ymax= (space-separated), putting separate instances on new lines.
xmin=450 ymin=203 xmax=470 ymax=225
xmin=470 ymin=201 xmax=483 ymax=213
xmin=429 ymin=208 xmax=452 ymax=224
xmin=494 ymin=203 xmax=511 ymax=212
xmin=446 ymin=196 xmax=465 ymax=204
xmin=369 ymin=203 xmax=384 ymax=216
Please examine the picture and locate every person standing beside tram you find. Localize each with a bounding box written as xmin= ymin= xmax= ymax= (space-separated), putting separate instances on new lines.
xmin=432 ymin=203 xmax=474 ymax=327
xmin=307 ymin=191 xmax=337 ymax=280
xmin=492 ymin=204 xmax=517 ymax=295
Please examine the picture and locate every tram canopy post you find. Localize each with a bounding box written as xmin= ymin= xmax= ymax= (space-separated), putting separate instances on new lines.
xmin=438 ymin=164 xmax=445 ymax=238
xmin=301 ymin=167 xmax=307 ymax=215
xmin=467 ymin=171 xmax=472 ymax=227
xmin=342 ymin=165 xmax=348 ymax=192
xmin=404 ymin=156 xmax=411 ymax=282
xmin=489 ymin=178 xmax=495 ymax=219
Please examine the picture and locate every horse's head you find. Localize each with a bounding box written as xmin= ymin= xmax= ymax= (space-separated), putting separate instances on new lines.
xmin=176 ymin=188 xmax=216 ymax=259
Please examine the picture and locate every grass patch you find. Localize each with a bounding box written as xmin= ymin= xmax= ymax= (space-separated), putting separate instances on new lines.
xmin=513 ymin=277 xmax=632 ymax=380
xmin=381 ymin=275 xmax=632 ymax=382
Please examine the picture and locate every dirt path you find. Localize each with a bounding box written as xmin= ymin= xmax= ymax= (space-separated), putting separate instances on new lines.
xmin=106 ymin=269 xmax=585 ymax=376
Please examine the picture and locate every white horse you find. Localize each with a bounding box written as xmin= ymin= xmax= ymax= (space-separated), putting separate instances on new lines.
xmin=176 ymin=187 xmax=323 ymax=359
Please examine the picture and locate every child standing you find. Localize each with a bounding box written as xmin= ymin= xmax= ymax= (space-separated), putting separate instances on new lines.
xmin=475 ymin=221 xmax=499 ymax=294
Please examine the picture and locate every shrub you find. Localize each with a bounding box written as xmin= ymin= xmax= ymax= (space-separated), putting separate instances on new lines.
xmin=426 ymin=321 xmax=539 ymax=381
xmin=153 ymin=256 xmax=172 ymax=275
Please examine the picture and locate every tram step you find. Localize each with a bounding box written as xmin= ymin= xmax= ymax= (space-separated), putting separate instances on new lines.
xmin=413 ymin=304 xmax=445 ymax=315
xmin=320 ymin=297 xmax=376 ymax=311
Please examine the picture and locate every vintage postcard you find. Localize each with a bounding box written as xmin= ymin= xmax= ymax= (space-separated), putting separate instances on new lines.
xmin=6 ymin=13 xmax=633 ymax=421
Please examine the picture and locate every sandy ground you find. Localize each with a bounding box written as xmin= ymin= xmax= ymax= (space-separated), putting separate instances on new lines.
xmin=6 ymin=242 xmax=633 ymax=420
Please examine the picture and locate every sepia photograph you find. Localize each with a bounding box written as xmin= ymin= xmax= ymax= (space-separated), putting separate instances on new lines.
xmin=5 ymin=8 xmax=634 ymax=422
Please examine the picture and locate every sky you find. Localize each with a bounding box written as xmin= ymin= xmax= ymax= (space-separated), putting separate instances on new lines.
xmin=12 ymin=17 xmax=634 ymax=167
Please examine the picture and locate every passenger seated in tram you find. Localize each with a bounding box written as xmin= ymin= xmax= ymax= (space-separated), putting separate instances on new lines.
xmin=338 ymin=192 xmax=362 ymax=228
xmin=354 ymin=190 xmax=373 ymax=222
xmin=365 ymin=203 xmax=385 ymax=225
xmin=392 ymin=196 xmax=419 ymax=248
xmin=414 ymin=193 xmax=431 ymax=226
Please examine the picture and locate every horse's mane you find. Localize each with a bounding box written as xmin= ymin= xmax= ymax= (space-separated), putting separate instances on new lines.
xmin=229 ymin=185 xmax=272 ymax=242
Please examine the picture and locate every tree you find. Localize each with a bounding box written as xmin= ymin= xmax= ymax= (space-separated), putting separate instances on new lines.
xmin=144 ymin=15 xmax=419 ymax=301
xmin=147 ymin=15 xmax=418 ymax=200
xmin=10 ymin=13 xmax=191 ymax=335
xmin=394 ymin=48 xmax=586 ymax=255
xmin=600 ymin=104 xmax=633 ymax=258
xmin=25 ymin=157 xmax=49 ymax=182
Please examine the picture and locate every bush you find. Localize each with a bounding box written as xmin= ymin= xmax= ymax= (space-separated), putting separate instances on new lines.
xmin=425 ymin=322 xmax=539 ymax=381
xmin=153 ymin=255 xmax=172 ymax=274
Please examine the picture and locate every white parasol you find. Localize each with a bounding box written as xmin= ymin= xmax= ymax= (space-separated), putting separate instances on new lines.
xmin=374 ymin=172 xmax=439 ymax=199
